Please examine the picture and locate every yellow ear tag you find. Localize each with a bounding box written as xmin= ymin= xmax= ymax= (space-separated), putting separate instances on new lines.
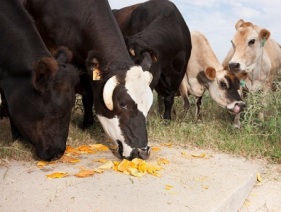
xmin=93 ymin=68 xmax=101 ymax=80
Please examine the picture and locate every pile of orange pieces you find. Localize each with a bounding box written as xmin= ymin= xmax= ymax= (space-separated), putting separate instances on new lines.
xmin=37 ymin=144 xmax=170 ymax=179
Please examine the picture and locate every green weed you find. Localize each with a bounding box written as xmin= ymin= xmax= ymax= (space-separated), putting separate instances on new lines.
xmin=0 ymin=82 xmax=280 ymax=163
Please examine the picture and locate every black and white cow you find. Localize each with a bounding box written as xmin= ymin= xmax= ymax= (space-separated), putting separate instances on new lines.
xmin=25 ymin=0 xmax=154 ymax=160
xmin=113 ymin=0 xmax=192 ymax=120
xmin=0 ymin=0 xmax=79 ymax=161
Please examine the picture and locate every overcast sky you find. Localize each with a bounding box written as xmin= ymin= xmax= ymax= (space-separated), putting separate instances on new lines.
xmin=108 ymin=0 xmax=281 ymax=62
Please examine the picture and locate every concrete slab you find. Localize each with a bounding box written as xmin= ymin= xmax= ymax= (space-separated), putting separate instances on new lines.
xmin=240 ymin=163 xmax=281 ymax=212
xmin=0 ymin=144 xmax=263 ymax=212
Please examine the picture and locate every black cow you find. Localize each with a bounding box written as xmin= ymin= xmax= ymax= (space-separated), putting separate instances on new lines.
xmin=113 ymin=0 xmax=192 ymax=120
xmin=0 ymin=94 xmax=8 ymax=119
xmin=24 ymin=0 xmax=154 ymax=160
xmin=0 ymin=0 xmax=79 ymax=161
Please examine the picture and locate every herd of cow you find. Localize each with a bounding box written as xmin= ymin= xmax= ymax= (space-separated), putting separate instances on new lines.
xmin=1 ymin=0 xmax=280 ymax=161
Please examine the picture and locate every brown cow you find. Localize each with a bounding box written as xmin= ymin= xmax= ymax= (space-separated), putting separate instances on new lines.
xmin=222 ymin=19 xmax=281 ymax=92
xmin=179 ymin=31 xmax=245 ymax=127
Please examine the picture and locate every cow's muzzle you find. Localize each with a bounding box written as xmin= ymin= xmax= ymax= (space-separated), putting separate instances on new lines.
xmin=227 ymin=101 xmax=246 ymax=114
xmin=112 ymin=140 xmax=150 ymax=160
xmin=229 ymin=62 xmax=241 ymax=73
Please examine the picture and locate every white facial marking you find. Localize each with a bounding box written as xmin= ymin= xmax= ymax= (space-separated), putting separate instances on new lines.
xmin=122 ymin=142 xmax=134 ymax=158
xmin=125 ymin=66 xmax=153 ymax=117
xmin=97 ymin=115 xmax=133 ymax=158
xmin=208 ymin=71 xmax=228 ymax=108
xmin=97 ymin=115 xmax=124 ymax=143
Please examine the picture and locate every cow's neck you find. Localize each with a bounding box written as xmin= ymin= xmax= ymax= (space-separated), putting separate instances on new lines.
xmin=89 ymin=2 xmax=134 ymax=69
xmin=250 ymin=47 xmax=265 ymax=85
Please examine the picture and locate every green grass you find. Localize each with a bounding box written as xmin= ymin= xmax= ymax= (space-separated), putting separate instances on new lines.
xmin=147 ymin=80 xmax=281 ymax=163
xmin=1 ymin=81 xmax=280 ymax=163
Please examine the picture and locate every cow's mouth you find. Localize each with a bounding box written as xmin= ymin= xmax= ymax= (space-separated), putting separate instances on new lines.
xmin=112 ymin=140 xmax=150 ymax=160
xmin=227 ymin=101 xmax=246 ymax=114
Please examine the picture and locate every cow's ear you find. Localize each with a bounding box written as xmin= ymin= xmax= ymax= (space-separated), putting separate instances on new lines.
xmin=223 ymin=65 xmax=230 ymax=71
xmin=32 ymin=57 xmax=58 ymax=92
xmin=235 ymin=19 xmax=244 ymax=30
xmin=259 ymin=29 xmax=270 ymax=41
xmin=139 ymin=50 xmax=156 ymax=72
xmin=124 ymin=36 xmax=130 ymax=45
xmin=53 ymin=46 xmax=73 ymax=63
xmin=146 ymin=48 xmax=158 ymax=63
xmin=140 ymin=48 xmax=158 ymax=71
xmin=86 ymin=50 xmax=103 ymax=80
xmin=204 ymin=67 xmax=216 ymax=81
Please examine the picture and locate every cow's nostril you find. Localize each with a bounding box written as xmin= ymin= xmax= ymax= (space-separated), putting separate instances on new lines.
xmin=51 ymin=150 xmax=64 ymax=161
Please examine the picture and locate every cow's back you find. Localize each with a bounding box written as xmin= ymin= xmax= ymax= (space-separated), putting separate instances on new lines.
xmin=264 ymin=38 xmax=281 ymax=71
xmin=123 ymin=0 xmax=191 ymax=86
xmin=25 ymin=0 xmax=133 ymax=70
xmin=128 ymin=0 xmax=190 ymax=53
xmin=188 ymin=31 xmax=223 ymax=78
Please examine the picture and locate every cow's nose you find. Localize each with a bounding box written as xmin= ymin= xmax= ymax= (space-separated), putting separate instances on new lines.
xmin=232 ymin=101 xmax=246 ymax=114
xmin=229 ymin=62 xmax=240 ymax=72
xmin=138 ymin=146 xmax=150 ymax=160
xmin=237 ymin=102 xmax=246 ymax=112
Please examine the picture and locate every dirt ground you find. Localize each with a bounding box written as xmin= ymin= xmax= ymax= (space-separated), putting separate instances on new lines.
xmin=1 ymin=143 xmax=280 ymax=212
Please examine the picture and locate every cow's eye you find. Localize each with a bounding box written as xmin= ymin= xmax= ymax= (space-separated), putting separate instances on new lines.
xmin=220 ymin=81 xmax=227 ymax=89
xmin=248 ymin=39 xmax=255 ymax=46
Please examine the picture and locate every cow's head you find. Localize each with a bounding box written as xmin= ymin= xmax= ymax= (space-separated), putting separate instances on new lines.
xmin=198 ymin=67 xmax=245 ymax=114
xmin=125 ymin=36 xmax=158 ymax=68
xmin=6 ymin=47 xmax=78 ymax=161
xmin=87 ymin=52 xmax=153 ymax=160
xmin=228 ymin=19 xmax=271 ymax=73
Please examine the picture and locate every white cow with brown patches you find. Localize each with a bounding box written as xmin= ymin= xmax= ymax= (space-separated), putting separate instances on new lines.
xmin=179 ymin=31 xmax=245 ymax=127
xmin=222 ymin=19 xmax=281 ymax=92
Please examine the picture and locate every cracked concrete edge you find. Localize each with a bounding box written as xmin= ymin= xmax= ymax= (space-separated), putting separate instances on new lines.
xmin=214 ymin=166 xmax=262 ymax=212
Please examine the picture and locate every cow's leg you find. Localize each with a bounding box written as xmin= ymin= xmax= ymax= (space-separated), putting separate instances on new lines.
xmin=182 ymin=96 xmax=190 ymax=110
xmin=163 ymin=94 xmax=175 ymax=120
xmin=9 ymin=120 xmax=24 ymax=141
xmin=78 ymin=75 xmax=94 ymax=129
xmin=195 ymin=96 xmax=203 ymax=120
xmin=0 ymin=93 xmax=8 ymax=119
xmin=233 ymin=113 xmax=241 ymax=129
xmin=183 ymin=95 xmax=190 ymax=111
xmin=178 ymin=76 xmax=190 ymax=111
xmin=157 ymin=93 xmax=164 ymax=116
xmin=82 ymin=92 xmax=94 ymax=128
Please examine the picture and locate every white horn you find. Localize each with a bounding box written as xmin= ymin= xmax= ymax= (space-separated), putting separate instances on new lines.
xmin=143 ymin=71 xmax=153 ymax=85
xmin=103 ymin=76 xmax=119 ymax=111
